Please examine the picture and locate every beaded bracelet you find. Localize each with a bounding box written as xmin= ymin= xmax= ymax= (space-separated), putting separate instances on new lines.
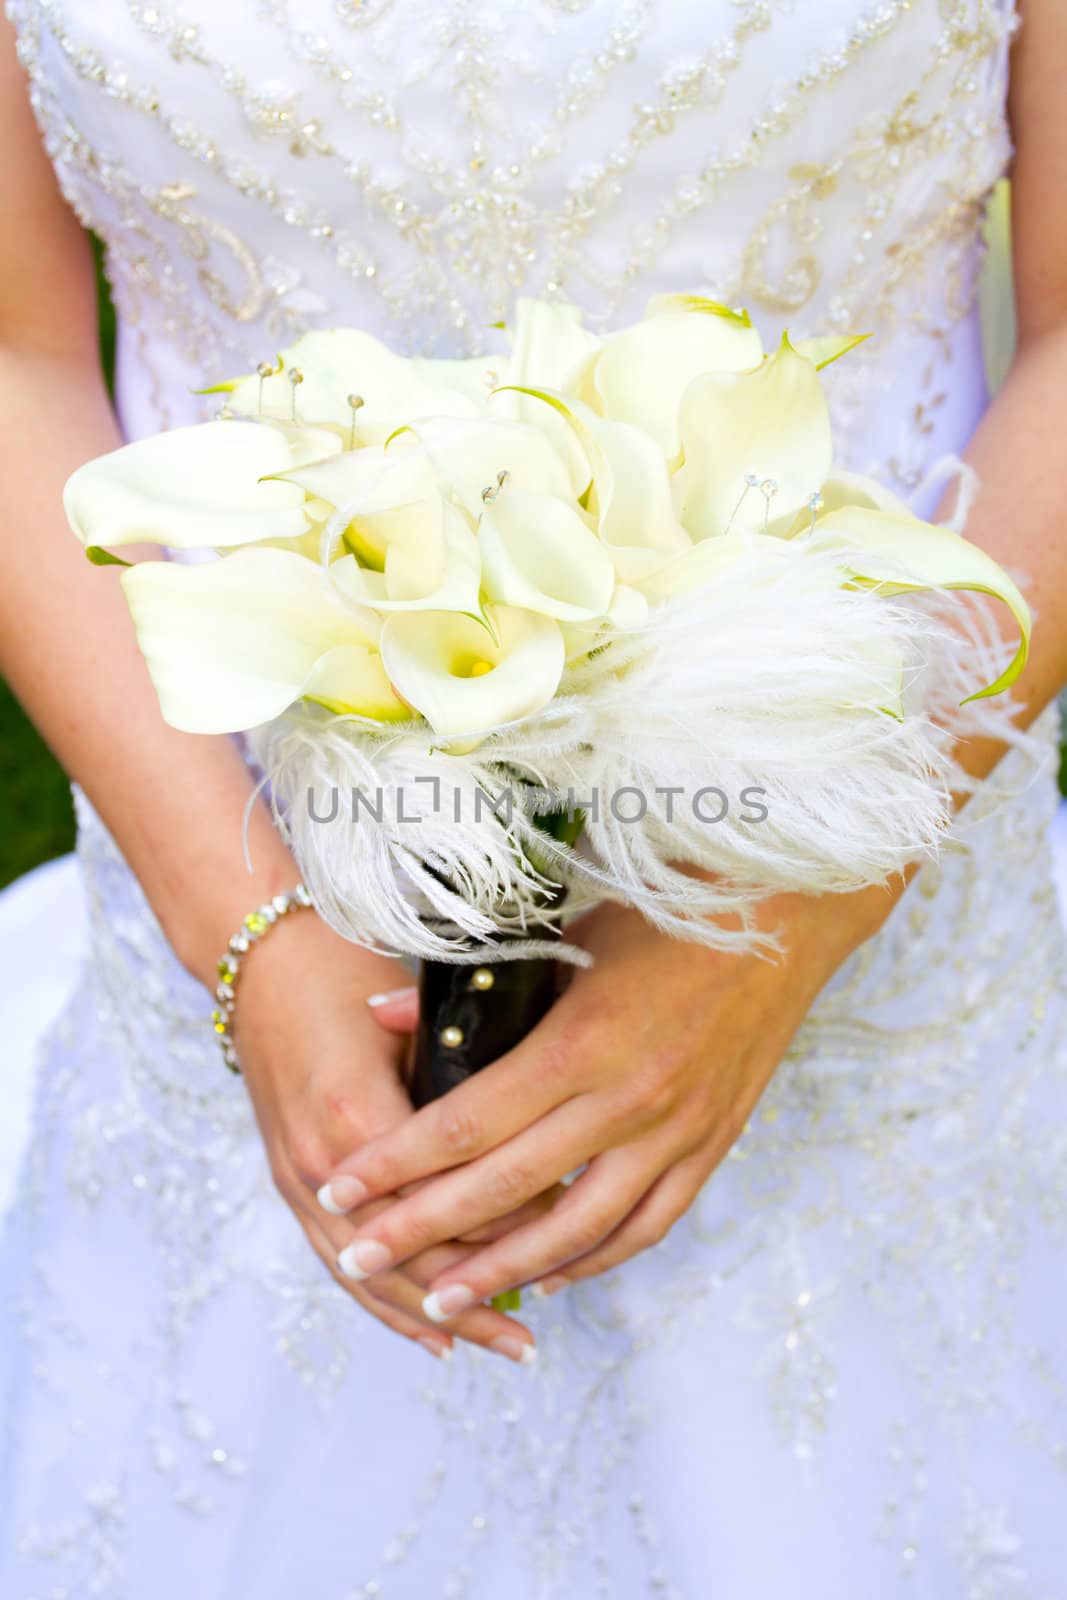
xmin=212 ymin=884 xmax=313 ymax=1073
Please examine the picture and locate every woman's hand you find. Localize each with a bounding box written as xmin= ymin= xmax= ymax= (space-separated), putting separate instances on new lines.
xmin=314 ymin=884 xmax=900 ymax=1316
xmin=233 ymin=911 xmax=538 ymax=1364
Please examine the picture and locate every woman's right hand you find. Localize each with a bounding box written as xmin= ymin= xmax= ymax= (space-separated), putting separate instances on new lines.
xmin=232 ymin=911 xmax=538 ymax=1366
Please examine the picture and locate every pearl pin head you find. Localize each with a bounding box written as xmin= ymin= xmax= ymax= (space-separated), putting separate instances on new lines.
xmin=440 ymin=1024 xmax=465 ymax=1048
xmin=471 ymin=967 xmax=495 ymax=991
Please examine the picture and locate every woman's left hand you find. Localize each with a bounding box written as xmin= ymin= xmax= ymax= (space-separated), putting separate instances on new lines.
xmin=315 ymin=885 xmax=898 ymax=1316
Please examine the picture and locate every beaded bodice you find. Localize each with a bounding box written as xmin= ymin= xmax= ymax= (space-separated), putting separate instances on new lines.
xmin=11 ymin=0 xmax=1016 ymax=497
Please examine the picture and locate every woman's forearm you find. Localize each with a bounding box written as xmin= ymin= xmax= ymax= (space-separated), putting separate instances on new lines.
xmin=0 ymin=342 xmax=301 ymax=987
xmin=945 ymin=320 xmax=1067 ymax=780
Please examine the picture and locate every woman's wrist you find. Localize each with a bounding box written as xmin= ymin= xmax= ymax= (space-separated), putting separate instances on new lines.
xmin=159 ymin=797 xmax=305 ymax=989
xmin=768 ymin=872 xmax=911 ymax=990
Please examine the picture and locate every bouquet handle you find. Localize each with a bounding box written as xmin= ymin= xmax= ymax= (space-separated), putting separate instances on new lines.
xmin=409 ymin=953 xmax=560 ymax=1109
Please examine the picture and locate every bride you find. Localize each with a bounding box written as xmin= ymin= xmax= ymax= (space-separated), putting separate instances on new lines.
xmin=1 ymin=0 xmax=1065 ymax=1594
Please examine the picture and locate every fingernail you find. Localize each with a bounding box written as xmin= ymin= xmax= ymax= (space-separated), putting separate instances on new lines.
xmin=337 ymin=1240 xmax=393 ymax=1280
xmin=367 ymin=986 xmax=417 ymax=1008
xmin=490 ymin=1336 xmax=538 ymax=1367
xmin=417 ymin=1336 xmax=453 ymax=1362
xmin=532 ymin=1275 xmax=568 ymax=1297
xmin=422 ymin=1284 xmax=477 ymax=1322
xmin=317 ymin=1175 xmax=368 ymax=1215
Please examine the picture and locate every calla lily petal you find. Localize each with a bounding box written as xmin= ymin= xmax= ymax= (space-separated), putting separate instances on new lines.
xmin=582 ymin=415 xmax=692 ymax=578
xmin=813 ymin=506 xmax=1032 ymax=698
xmin=330 ymin=499 xmax=484 ymax=617
xmin=505 ymin=298 xmax=603 ymax=394
xmin=398 ymin=415 xmax=574 ymax=519
xmin=594 ymin=307 xmax=764 ymax=458
xmin=479 ymin=489 xmax=617 ymax=620
xmin=777 ymin=468 xmax=913 ymax=538
xmin=559 ymin=583 xmax=649 ymax=661
xmin=381 ymin=604 xmax=565 ymax=741
xmin=636 ymin=531 xmax=768 ymax=604
xmin=793 ymin=332 xmax=871 ymax=370
xmin=226 ymin=329 xmax=481 ymax=438
xmin=121 ymin=548 xmax=393 ymax=733
xmin=260 ymin=419 xmax=344 ymax=467
xmin=499 ymin=387 xmax=690 ymax=579
xmin=277 ymin=441 xmax=437 ymax=515
xmin=815 ymin=470 xmax=914 ymax=518
xmin=678 ymin=333 xmax=833 ymax=541
xmin=642 ymin=294 xmax=754 ymax=327
xmin=303 ymin=643 xmax=412 ymax=721
xmin=492 ymin=299 xmax=601 ymax=494
xmin=64 ymin=420 xmax=308 ymax=550
xmin=407 ymin=352 xmax=502 ymax=407
xmin=278 ymin=445 xmax=439 ymax=567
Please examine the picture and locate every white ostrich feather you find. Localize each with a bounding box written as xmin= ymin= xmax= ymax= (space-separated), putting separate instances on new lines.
xmin=250 ymin=536 xmax=1029 ymax=961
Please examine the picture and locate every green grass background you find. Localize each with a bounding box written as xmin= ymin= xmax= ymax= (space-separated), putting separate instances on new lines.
xmin=0 ymin=211 xmax=1062 ymax=890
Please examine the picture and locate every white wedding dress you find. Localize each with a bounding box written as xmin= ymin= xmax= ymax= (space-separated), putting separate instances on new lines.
xmin=3 ymin=2 xmax=1066 ymax=1596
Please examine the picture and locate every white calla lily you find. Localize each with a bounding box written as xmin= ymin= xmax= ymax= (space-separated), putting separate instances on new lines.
xmin=330 ymin=498 xmax=484 ymax=618
xmin=492 ymin=299 xmax=601 ymax=495
xmin=813 ymin=506 xmax=1032 ymax=698
xmin=64 ymin=419 xmax=309 ymax=551
xmin=381 ymin=604 xmax=565 ymax=741
xmin=777 ymin=469 xmax=913 ymax=538
xmin=593 ymin=300 xmax=764 ymax=458
xmin=278 ymin=443 xmax=439 ymax=566
xmin=678 ymin=333 xmax=833 ymax=541
xmin=263 ymin=419 xmax=345 ymax=468
xmin=121 ymin=547 xmax=407 ymax=733
xmin=221 ymin=329 xmax=481 ymax=439
xmin=301 ymin=643 xmax=408 ymax=718
xmin=399 ymin=415 xmax=574 ymax=518
xmin=406 ymin=352 xmax=503 ymax=407
xmin=500 ymin=387 xmax=690 ymax=580
xmin=478 ymin=489 xmax=617 ymax=620
xmin=505 ymin=298 xmax=603 ymax=394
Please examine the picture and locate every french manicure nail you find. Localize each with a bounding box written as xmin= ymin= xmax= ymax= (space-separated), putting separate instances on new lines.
xmin=422 ymin=1284 xmax=477 ymax=1322
xmin=490 ymin=1336 xmax=538 ymax=1367
xmin=317 ymin=1175 xmax=368 ymax=1215
xmin=367 ymin=986 xmax=417 ymax=1008
xmin=337 ymin=1239 xmax=393 ymax=1280
xmin=417 ymin=1336 xmax=453 ymax=1362
xmin=534 ymin=1275 xmax=568 ymax=1297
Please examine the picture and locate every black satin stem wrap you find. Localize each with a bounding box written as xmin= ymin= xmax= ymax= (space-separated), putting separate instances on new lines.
xmin=409 ymin=952 xmax=560 ymax=1108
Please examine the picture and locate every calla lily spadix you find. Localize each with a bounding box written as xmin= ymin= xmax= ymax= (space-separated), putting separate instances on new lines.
xmin=380 ymin=604 xmax=566 ymax=746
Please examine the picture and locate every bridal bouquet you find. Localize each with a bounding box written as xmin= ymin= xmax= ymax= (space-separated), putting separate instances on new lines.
xmin=64 ymin=294 xmax=1029 ymax=1106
